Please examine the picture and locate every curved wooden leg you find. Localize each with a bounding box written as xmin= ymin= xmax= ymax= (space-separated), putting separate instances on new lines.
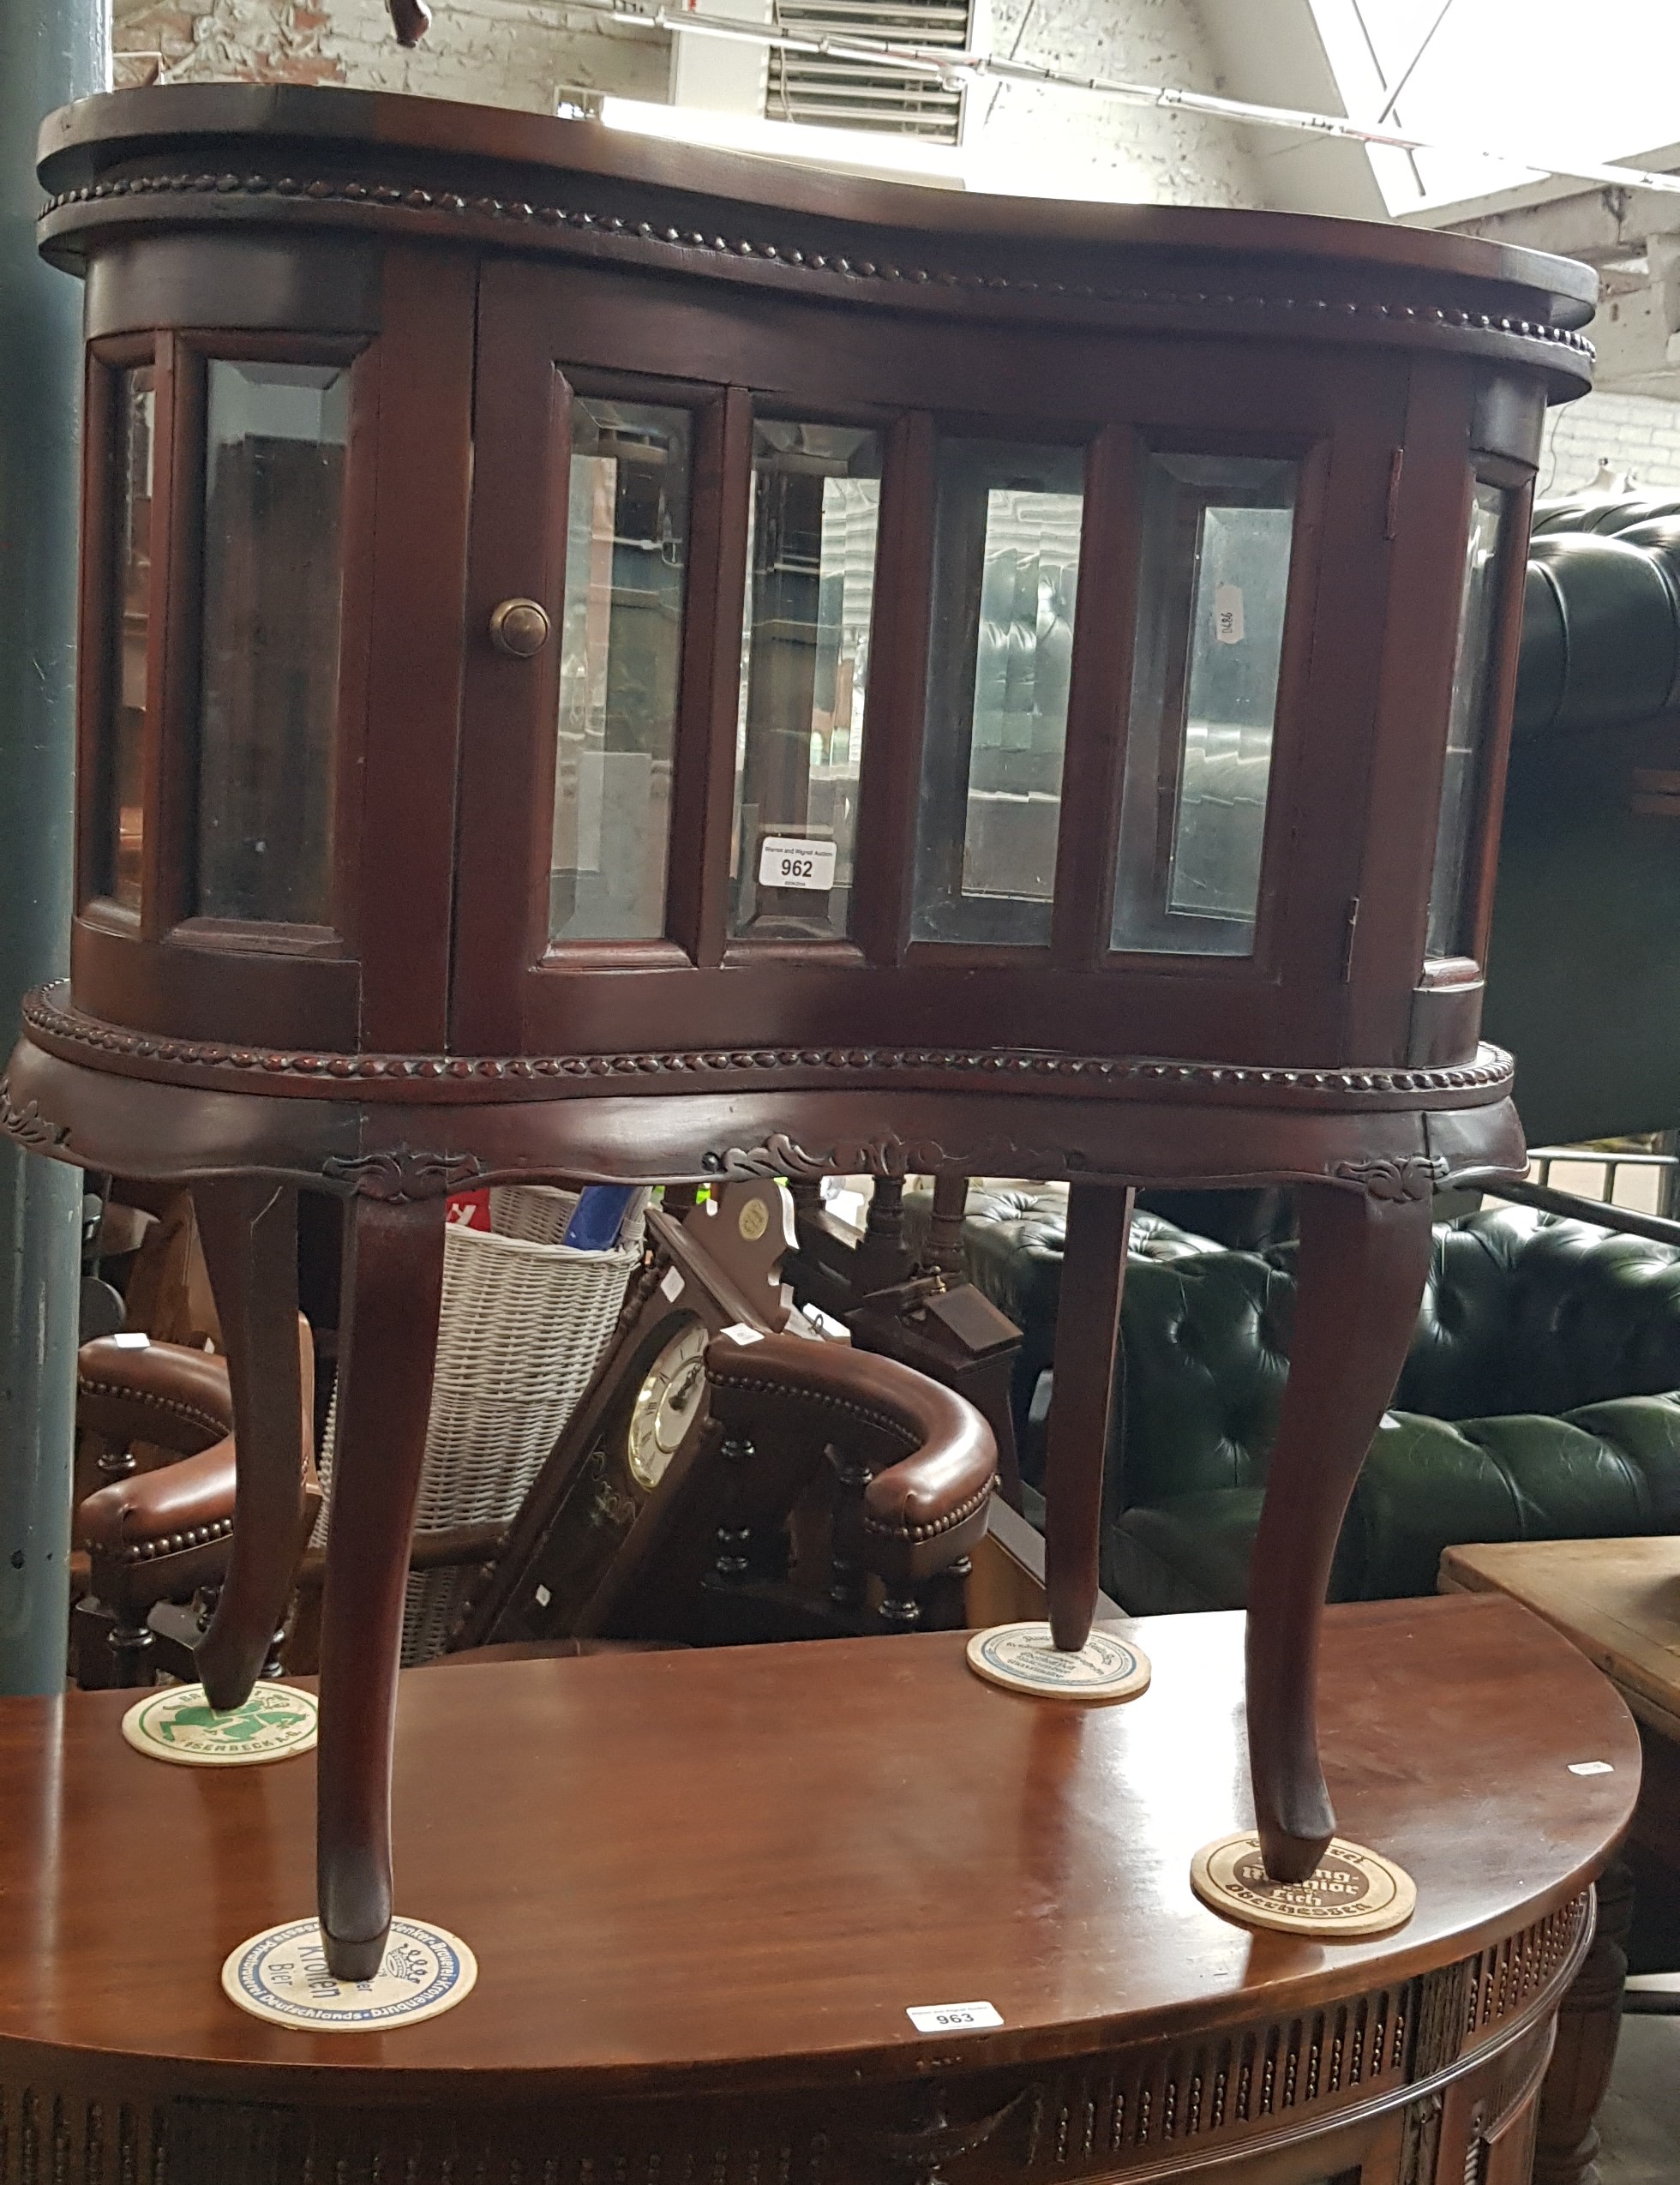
xmin=316 ymin=1194 xmax=447 ymax=1981
xmin=192 ymin=1178 xmax=306 ymax=1711
xmin=1044 ymin=1184 xmax=1135 ymax=1653
xmin=1245 ymin=1180 xmax=1432 ymax=1881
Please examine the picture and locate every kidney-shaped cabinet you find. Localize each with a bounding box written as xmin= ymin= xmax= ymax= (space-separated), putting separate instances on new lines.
xmin=5 ymin=85 xmax=1596 ymax=1983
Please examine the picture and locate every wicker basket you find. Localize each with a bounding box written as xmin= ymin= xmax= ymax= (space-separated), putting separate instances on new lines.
xmin=489 ymin=1183 xmax=579 ymax=1245
xmin=315 ymin=1187 xmax=643 ymax=1661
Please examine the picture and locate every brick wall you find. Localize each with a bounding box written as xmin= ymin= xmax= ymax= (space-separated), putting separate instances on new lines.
xmin=114 ymin=0 xmax=1268 ymax=206
xmin=973 ymin=0 xmax=1263 ymax=207
xmin=115 ymin=0 xmax=669 ymax=111
xmin=1539 ymin=389 xmax=1680 ymax=496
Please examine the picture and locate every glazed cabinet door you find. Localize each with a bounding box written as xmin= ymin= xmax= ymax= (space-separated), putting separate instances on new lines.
xmin=453 ymin=257 xmax=1414 ymax=1069
xmin=452 ymin=260 xmax=746 ymax=1057
xmin=72 ymin=244 xmax=476 ymax=1054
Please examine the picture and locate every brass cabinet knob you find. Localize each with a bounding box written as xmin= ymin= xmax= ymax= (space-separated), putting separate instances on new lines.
xmin=489 ymin=597 xmax=552 ymax=658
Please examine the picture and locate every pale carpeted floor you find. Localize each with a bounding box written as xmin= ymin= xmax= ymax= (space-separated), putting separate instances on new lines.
xmin=1599 ymin=2014 xmax=1680 ymax=2182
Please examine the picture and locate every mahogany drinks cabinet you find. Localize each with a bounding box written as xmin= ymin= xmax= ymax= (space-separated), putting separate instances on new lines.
xmin=5 ymin=83 xmax=1596 ymax=1977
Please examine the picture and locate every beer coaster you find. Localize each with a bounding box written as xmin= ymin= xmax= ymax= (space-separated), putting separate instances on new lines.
xmin=965 ymin=1622 xmax=1151 ymax=1702
xmin=121 ymin=1681 xmax=318 ymax=1768
xmin=222 ymin=1917 xmax=477 ymax=2032
xmin=1191 ymin=1833 xmax=1417 ymax=1938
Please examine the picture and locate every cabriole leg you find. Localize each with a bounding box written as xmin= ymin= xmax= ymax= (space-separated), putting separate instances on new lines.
xmin=315 ymin=1193 xmax=447 ymax=1981
xmin=1245 ymin=1180 xmax=1433 ymax=1880
xmin=192 ymin=1177 xmax=306 ymax=1710
xmin=1043 ymin=1184 xmax=1136 ymax=1653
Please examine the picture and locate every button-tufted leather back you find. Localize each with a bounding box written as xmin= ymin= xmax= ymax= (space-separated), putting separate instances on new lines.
xmin=1116 ymin=1254 xmax=1294 ymax=1504
xmin=1396 ymin=1204 xmax=1680 ymax=1420
xmin=1116 ymin=1201 xmax=1680 ymax=1507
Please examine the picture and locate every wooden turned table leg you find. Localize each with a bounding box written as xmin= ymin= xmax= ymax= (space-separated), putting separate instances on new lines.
xmin=1043 ymin=1185 xmax=1135 ymax=1654
xmin=315 ymin=1193 xmax=447 ymax=1982
xmin=191 ymin=1178 xmax=307 ymax=1711
xmin=1533 ymin=1859 xmax=1635 ymax=2185
xmin=1245 ymin=1180 xmax=1432 ymax=1882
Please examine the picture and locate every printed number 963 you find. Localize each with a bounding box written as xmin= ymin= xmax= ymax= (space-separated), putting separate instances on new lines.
xmin=906 ymin=2001 xmax=1004 ymax=2032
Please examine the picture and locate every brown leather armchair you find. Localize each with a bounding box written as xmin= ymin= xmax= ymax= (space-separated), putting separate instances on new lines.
xmin=73 ymin=1326 xmax=317 ymax=1689
xmin=700 ymin=1330 xmax=998 ymax=1632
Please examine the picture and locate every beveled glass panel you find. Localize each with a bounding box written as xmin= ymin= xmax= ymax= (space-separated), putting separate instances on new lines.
xmin=104 ymin=366 xmax=155 ymax=912
xmin=729 ymin=423 xmax=880 ymax=942
xmin=1111 ymin=453 xmax=1297 ymax=957
xmin=1425 ymin=482 xmax=1508 ymax=961
xmin=912 ymin=440 xmax=1084 ymax=945
xmin=196 ymin=360 xmax=349 ymax=925
xmin=549 ymin=397 xmax=691 ymax=944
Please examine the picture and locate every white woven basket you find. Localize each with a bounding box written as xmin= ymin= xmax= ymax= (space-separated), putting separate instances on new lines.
xmin=315 ymin=1187 xmax=643 ymax=1662
xmin=489 ymin=1183 xmax=579 ymax=1245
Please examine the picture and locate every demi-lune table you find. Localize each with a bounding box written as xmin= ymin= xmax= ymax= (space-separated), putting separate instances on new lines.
xmin=0 ymin=1591 xmax=1636 ymax=2185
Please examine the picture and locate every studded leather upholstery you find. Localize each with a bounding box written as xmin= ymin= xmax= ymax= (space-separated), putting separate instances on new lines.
xmin=951 ymin=1194 xmax=1680 ymax=1612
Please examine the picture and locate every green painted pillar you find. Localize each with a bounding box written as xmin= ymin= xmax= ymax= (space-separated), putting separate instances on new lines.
xmin=0 ymin=0 xmax=106 ymax=1692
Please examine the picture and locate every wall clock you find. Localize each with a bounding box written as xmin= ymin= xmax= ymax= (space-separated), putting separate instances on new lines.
xmin=453 ymin=1178 xmax=818 ymax=1648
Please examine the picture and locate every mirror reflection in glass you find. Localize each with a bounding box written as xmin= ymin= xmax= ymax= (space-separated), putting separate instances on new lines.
xmin=1112 ymin=453 xmax=1297 ymax=957
xmin=729 ymin=423 xmax=880 ymax=943
xmin=1425 ymin=483 xmax=1507 ymax=961
xmin=912 ymin=440 xmax=1084 ymax=945
xmin=104 ymin=365 xmax=155 ymax=912
xmin=196 ymin=359 xmax=350 ymax=925
xmin=549 ymin=396 xmax=691 ymax=945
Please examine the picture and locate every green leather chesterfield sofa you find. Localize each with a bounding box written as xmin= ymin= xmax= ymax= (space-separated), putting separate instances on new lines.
xmin=935 ymin=1187 xmax=1680 ymax=1613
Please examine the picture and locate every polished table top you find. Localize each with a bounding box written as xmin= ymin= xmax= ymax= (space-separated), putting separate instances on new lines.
xmin=0 ymin=1595 xmax=1637 ymax=2093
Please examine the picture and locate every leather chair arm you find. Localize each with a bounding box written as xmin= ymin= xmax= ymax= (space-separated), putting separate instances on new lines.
xmin=704 ymin=1331 xmax=997 ymax=1582
xmin=77 ymin=1337 xmax=233 ymax=1455
xmin=79 ymin=1436 xmax=238 ymax=1613
xmin=80 ymin=1436 xmax=239 ymax=1557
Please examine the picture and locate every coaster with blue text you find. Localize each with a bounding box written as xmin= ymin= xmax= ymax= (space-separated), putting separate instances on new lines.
xmin=965 ymin=1622 xmax=1152 ymax=1702
xmin=221 ymin=1917 xmax=477 ymax=2031
xmin=121 ymin=1681 xmax=318 ymax=1767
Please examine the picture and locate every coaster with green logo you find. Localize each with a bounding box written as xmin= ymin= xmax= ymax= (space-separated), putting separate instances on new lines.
xmin=121 ymin=1680 xmax=318 ymax=1767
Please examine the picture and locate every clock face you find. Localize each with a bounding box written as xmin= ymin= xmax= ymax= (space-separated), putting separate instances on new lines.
xmin=626 ymin=1316 xmax=709 ymax=1492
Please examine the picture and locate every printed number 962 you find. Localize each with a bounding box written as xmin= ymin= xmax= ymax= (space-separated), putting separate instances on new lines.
xmin=757 ymin=835 xmax=837 ymax=891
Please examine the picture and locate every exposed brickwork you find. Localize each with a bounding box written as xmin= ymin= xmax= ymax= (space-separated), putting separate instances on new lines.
xmin=975 ymin=0 xmax=1263 ymax=208
xmin=112 ymin=0 xmax=1265 ymax=202
xmin=116 ymin=0 xmax=345 ymax=86
xmin=1540 ymin=389 xmax=1680 ymax=495
xmin=114 ymin=0 xmax=669 ymax=110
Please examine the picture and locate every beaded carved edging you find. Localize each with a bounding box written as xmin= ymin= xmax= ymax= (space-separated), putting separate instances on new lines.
xmin=704 ymin=1132 xmax=1069 ymax=1181
xmin=19 ymin=988 xmax=1517 ymax=1110
xmin=1334 ymin=1154 xmax=1451 ymax=1202
xmin=843 ymin=2082 xmax=1034 ymax=2183
xmin=0 ymin=1078 xmax=70 ymax=1151
xmin=36 ymin=169 xmax=1594 ymax=363
xmin=0 ymin=1897 xmax=1592 ymax=2185
xmin=320 ymin=1145 xmax=488 ymax=1201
